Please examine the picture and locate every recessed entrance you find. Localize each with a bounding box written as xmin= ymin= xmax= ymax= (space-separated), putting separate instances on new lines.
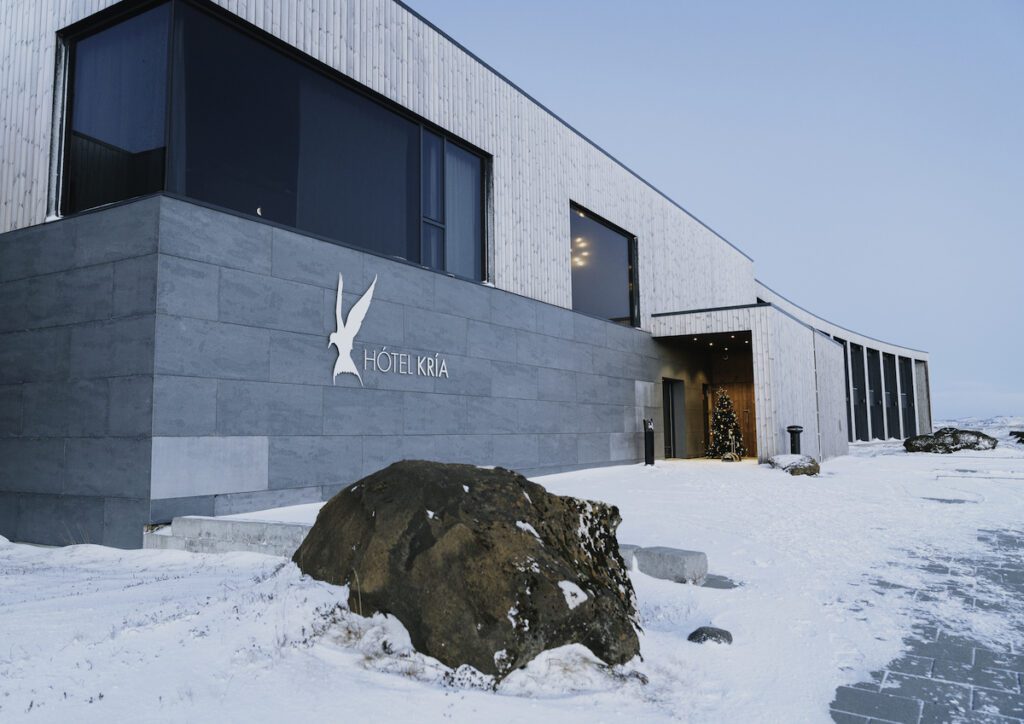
xmin=659 ymin=331 xmax=757 ymax=459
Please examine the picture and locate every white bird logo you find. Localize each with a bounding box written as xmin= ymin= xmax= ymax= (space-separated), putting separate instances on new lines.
xmin=328 ymin=273 xmax=377 ymax=386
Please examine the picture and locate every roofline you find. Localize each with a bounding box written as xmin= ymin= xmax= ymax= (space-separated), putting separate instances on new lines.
xmin=392 ymin=0 xmax=754 ymax=264
xmin=755 ymin=279 xmax=929 ymax=355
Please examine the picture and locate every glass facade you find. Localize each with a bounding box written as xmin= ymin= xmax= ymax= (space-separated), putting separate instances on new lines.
xmin=64 ymin=4 xmax=171 ymax=213
xmin=569 ymin=205 xmax=637 ymax=326
xmin=62 ymin=0 xmax=486 ymax=281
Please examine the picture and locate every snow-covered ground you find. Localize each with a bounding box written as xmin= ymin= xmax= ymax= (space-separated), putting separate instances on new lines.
xmin=2 ymin=418 xmax=1022 ymax=723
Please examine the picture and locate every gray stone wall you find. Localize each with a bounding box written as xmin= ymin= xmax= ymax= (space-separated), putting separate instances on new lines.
xmin=148 ymin=197 xmax=682 ymax=520
xmin=0 ymin=198 xmax=159 ymax=548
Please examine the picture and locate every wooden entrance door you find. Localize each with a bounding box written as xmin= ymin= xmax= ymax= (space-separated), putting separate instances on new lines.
xmin=706 ymin=383 xmax=757 ymax=457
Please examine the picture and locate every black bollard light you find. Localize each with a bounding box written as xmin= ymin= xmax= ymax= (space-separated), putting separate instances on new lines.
xmin=644 ymin=418 xmax=655 ymax=466
xmin=787 ymin=425 xmax=804 ymax=455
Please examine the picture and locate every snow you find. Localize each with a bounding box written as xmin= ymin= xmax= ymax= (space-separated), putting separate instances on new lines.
xmin=1 ymin=417 xmax=1023 ymax=722
xmin=557 ymin=581 xmax=588 ymax=610
xmin=515 ymin=520 xmax=541 ymax=541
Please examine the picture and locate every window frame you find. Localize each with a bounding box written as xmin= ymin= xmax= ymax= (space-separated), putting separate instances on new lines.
xmin=568 ymin=201 xmax=640 ymax=328
xmin=57 ymin=0 xmax=489 ymax=283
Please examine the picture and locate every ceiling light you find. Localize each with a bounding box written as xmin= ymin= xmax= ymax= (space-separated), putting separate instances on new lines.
xmin=581 ymin=251 xmax=589 ymax=256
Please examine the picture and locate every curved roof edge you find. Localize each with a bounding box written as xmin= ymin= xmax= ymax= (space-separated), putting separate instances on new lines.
xmin=755 ymin=279 xmax=929 ymax=356
xmin=393 ymin=0 xmax=754 ymax=264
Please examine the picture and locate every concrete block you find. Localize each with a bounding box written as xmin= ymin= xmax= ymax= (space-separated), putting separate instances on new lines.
xmin=466 ymin=319 xmax=517 ymax=363
xmin=578 ymin=403 xmax=625 ymax=434
xmin=517 ymin=330 xmax=591 ymax=373
xmin=74 ymin=196 xmax=159 ymax=266
xmin=618 ymin=543 xmax=639 ymax=569
xmin=103 ymin=497 xmax=148 ymax=549
xmin=361 ymin=435 xmax=437 ymax=476
xmin=70 ymin=316 xmax=155 ymax=378
xmin=152 ymin=375 xmax=217 ymax=435
xmin=605 ymin=322 xmax=642 ymax=353
xmin=905 ymin=638 xmax=976 ymax=665
xmin=154 ymin=316 xmax=269 ymax=380
xmin=323 ymin=387 xmax=404 ymax=436
xmin=537 ymin=367 xmax=576 ymax=402
xmin=490 ymin=291 xmax=536 ymax=332
xmin=432 ymin=434 xmax=495 ymax=467
xmin=108 ymin=376 xmax=153 ymax=436
xmin=0 ymin=439 xmax=65 ymax=494
xmin=573 ymin=313 xmax=608 ymax=348
xmin=0 ymin=219 xmax=76 ymax=282
xmin=517 ymin=399 xmax=575 ymax=434
xmin=0 ymin=327 xmax=70 ymax=383
xmin=269 ymin=330 xmax=334 ymax=386
xmin=434 ymin=275 xmax=491 ymax=323
xmin=0 ymin=492 xmax=19 ymax=538
xmin=538 ymin=434 xmax=579 ymax=467
xmin=491 ymin=360 xmax=537 ymax=400
xmin=17 ymin=493 xmax=105 ymax=546
xmin=268 ymin=435 xmax=362 ymax=489
xmin=220 ymin=268 xmax=322 ymax=335
xmin=610 ymin=432 xmax=639 ymax=461
xmin=881 ymin=673 xmax=970 ymax=710
xmin=212 ymin=486 xmax=322 ymax=517
xmin=403 ymin=306 xmax=467 ymax=356
xmin=492 ymin=434 xmax=539 ymax=469
xmin=465 ymin=396 xmax=518 ymax=434
xmin=361 ymin=254 xmax=435 ymax=308
xmin=535 ymin=303 xmax=575 ymax=339
xmin=216 ymin=380 xmax=322 ymax=436
xmin=150 ymin=494 xmax=216 ymax=523
xmin=0 ymin=278 xmax=29 ymax=332
xmin=151 ymin=436 xmax=268 ymax=499
xmin=403 ymin=391 xmax=466 ymax=435
xmin=156 ymin=255 xmax=219 ymax=320
xmin=830 ymin=686 xmax=923 ymax=723
xmin=930 ymin=659 xmax=1018 ymax=690
xmin=432 ymin=354 xmax=491 ymax=397
xmin=592 ymin=348 xmax=646 ymax=379
xmin=23 ymin=379 xmax=109 ymax=436
xmin=159 ymin=197 xmax=272 ymax=274
xmin=21 ymin=264 xmax=113 ymax=330
xmin=0 ymin=385 xmax=22 ymax=436
xmin=634 ymin=546 xmax=708 ymax=585
xmin=113 ymin=255 xmax=157 ymax=317
xmin=973 ymin=649 xmax=1024 ymax=671
xmin=143 ymin=532 xmax=188 ymax=551
xmin=577 ymin=433 xmax=611 ymax=464
xmin=64 ymin=438 xmax=151 ymax=498
xmin=271 ymin=225 xmax=367 ymax=291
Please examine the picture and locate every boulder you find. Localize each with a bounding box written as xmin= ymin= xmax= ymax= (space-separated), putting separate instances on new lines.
xmin=904 ymin=427 xmax=998 ymax=454
xmin=1009 ymin=431 xmax=1024 ymax=445
xmin=687 ymin=626 xmax=733 ymax=645
xmin=292 ymin=460 xmax=640 ymax=679
xmin=769 ymin=454 xmax=820 ymax=476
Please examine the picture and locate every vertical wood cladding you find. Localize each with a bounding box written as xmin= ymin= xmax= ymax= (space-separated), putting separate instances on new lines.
xmin=1 ymin=0 xmax=756 ymax=324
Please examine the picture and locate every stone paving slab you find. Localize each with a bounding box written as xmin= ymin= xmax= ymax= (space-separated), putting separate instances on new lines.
xmin=830 ymin=528 xmax=1024 ymax=724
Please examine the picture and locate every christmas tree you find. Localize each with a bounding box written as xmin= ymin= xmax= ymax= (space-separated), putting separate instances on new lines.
xmin=706 ymin=388 xmax=746 ymax=459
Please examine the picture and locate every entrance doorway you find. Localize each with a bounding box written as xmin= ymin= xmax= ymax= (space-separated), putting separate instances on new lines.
xmin=662 ymin=378 xmax=686 ymax=458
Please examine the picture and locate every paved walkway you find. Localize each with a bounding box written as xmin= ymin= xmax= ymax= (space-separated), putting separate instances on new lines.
xmin=831 ymin=529 xmax=1024 ymax=723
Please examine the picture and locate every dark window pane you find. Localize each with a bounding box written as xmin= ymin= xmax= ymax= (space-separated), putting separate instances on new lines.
xmin=444 ymin=143 xmax=482 ymax=280
xmin=169 ymin=4 xmax=419 ymax=261
xmin=570 ymin=206 xmax=634 ymax=325
xmin=422 ymin=223 xmax=444 ymax=271
xmin=65 ymin=3 xmax=170 ymax=213
xmin=422 ymin=131 xmax=443 ymax=223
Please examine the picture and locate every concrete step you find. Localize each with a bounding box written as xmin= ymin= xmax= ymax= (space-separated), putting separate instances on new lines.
xmin=143 ymin=516 xmax=311 ymax=557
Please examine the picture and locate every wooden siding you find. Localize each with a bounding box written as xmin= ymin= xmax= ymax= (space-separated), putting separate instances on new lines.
xmin=814 ymin=332 xmax=850 ymax=460
xmin=0 ymin=0 xmax=757 ymax=325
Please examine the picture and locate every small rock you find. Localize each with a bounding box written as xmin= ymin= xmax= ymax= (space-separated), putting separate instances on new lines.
xmin=1009 ymin=431 xmax=1023 ymax=445
xmin=904 ymin=428 xmax=998 ymax=454
xmin=688 ymin=626 xmax=733 ymax=645
xmin=769 ymin=454 xmax=820 ymax=476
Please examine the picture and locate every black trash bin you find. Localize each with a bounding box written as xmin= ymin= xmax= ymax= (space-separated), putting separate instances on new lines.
xmin=644 ymin=419 xmax=655 ymax=466
xmin=786 ymin=425 xmax=804 ymax=455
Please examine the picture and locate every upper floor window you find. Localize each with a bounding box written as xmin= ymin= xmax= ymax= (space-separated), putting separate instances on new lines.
xmin=569 ymin=204 xmax=638 ymax=326
xmin=60 ymin=0 xmax=487 ymax=282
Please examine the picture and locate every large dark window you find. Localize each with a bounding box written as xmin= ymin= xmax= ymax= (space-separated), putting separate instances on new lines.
xmin=64 ymin=3 xmax=171 ymax=213
xmin=850 ymin=343 xmax=869 ymax=442
xmin=569 ymin=204 xmax=638 ymax=326
xmin=866 ymin=347 xmax=884 ymax=440
xmin=61 ymin=0 xmax=486 ymax=281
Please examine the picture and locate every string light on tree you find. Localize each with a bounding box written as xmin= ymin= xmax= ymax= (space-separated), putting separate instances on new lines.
xmin=706 ymin=387 xmax=747 ymax=460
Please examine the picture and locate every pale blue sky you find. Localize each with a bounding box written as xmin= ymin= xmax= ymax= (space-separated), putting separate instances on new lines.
xmin=405 ymin=0 xmax=1023 ymax=420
